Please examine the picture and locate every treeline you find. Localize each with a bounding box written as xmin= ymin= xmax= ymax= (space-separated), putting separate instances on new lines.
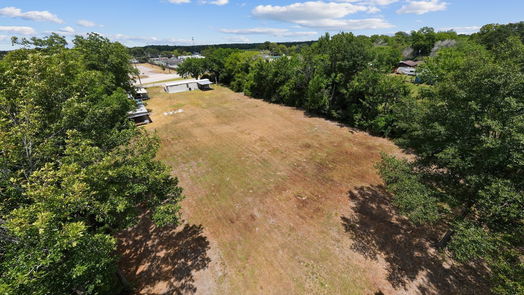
xmin=180 ymin=22 xmax=524 ymax=294
xmin=128 ymin=40 xmax=315 ymax=60
xmin=0 ymin=33 xmax=183 ymax=294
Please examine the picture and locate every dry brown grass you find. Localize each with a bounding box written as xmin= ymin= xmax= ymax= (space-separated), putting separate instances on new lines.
xmin=118 ymin=86 xmax=490 ymax=295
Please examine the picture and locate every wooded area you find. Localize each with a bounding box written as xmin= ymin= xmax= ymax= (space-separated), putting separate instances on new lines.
xmin=0 ymin=34 xmax=183 ymax=294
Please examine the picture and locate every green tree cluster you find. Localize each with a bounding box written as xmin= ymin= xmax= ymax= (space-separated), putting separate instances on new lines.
xmin=0 ymin=33 xmax=183 ymax=294
xmin=379 ymin=35 xmax=524 ymax=294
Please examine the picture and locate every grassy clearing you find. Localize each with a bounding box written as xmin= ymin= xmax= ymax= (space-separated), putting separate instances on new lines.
xmin=118 ymin=86 xmax=485 ymax=295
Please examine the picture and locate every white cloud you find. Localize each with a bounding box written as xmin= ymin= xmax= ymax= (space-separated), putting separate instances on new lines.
xmin=396 ymin=0 xmax=447 ymax=15
xmin=44 ymin=26 xmax=76 ymax=36
xmin=438 ymin=26 xmax=481 ymax=34
xmin=0 ymin=35 xmax=9 ymax=41
xmin=296 ymin=18 xmax=393 ymax=30
xmin=367 ymin=0 xmax=399 ymax=5
xmin=0 ymin=26 xmax=36 ymax=35
xmin=202 ymin=0 xmax=229 ymax=5
xmin=77 ymin=19 xmax=101 ymax=27
xmin=0 ymin=6 xmax=63 ymax=23
xmin=168 ymin=0 xmax=191 ymax=3
xmin=252 ymin=1 xmax=393 ymax=31
xmin=56 ymin=26 xmax=75 ymax=35
xmin=108 ymin=33 xmax=193 ymax=46
xmin=253 ymin=2 xmax=371 ymax=22
xmin=220 ymin=27 xmax=317 ymax=37
xmin=334 ymin=0 xmax=399 ymax=4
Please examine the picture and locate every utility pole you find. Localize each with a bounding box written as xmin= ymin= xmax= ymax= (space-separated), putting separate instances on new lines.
xmin=133 ymin=62 xmax=142 ymax=86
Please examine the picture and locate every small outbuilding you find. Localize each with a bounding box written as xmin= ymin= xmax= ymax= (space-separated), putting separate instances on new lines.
xmin=197 ymin=79 xmax=213 ymax=91
xmin=396 ymin=67 xmax=417 ymax=76
xmin=395 ymin=60 xmax=423 ymax=76
xmin=164 ymin=79 xmax=214 ymax=94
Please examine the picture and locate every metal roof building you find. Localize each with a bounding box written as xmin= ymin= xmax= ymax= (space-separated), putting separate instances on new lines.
xmin=164 ymin=79 xmax=213 ymax=94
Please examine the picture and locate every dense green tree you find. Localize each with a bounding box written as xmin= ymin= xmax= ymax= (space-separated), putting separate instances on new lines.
xmin=379 ymin=43 xmax=524 ymax=294
xmin=417 ymin=41 xmax=487 ymax=84
xmin=201 ymin=48 xmax=237 ymax=83
xmin=411 ymin=27 xmax=437 ymax=56
xmin=73 ymin=33 xmax=137 ymax=92
xmin=344 ymin=69 xmax=410 ymax=136
xmin=176 ymin=57 xmax=207 ymax=79
xmin=223 ymin=51 xmax=260 ymax=91
xmin=0 ymin=35 xmax=183 ymax=294
xmin=371 ymin=46 xmax=402 ymax=73
xmin=473 ymin=21 xmax=524 ymax=50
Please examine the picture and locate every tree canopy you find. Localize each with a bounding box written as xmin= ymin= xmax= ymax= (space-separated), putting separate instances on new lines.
xmin=0 ymin=33 xmax=183 ymax=294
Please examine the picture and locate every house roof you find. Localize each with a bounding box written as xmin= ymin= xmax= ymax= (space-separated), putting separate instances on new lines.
xmin=136 ymin=87 xmax=147 ymax=94
xmin=165 ymin=79 xmax=198 ymax=87
xmin=197 ymin=79 xmax=213 ymax=86
xmin=399 ymin=60 xmax=422 ymax=67
xmin=165 ymin=79 xmax=213 ymax=87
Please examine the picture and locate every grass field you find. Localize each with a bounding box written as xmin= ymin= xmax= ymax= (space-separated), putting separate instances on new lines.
xmin=117 ymin=86 xmax=489 ymax=295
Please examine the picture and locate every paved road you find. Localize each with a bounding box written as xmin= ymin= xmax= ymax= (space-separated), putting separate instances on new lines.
xmin=133 ymin=64 xmax=180 ymax=85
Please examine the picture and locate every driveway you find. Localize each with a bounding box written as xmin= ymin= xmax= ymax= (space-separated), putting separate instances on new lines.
xmin=133 ymin=64 xmax=181 ymax=85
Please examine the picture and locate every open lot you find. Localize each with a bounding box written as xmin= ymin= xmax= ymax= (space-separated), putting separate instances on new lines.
xmin=117 ymin=86 xmax=489 ymax=294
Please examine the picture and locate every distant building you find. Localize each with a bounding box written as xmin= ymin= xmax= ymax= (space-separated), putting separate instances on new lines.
xmin=397 ymin=60 xmax=422 ymax=68
xmin=395 ymin=60 xmax=423 ymax=76
xmin=396 ymin=67 xmax=417 ymax=76
xmin=178 ymin=54 xmax=205 ymax=60
xmin=164 ymin=79 xmax=213 ymax=94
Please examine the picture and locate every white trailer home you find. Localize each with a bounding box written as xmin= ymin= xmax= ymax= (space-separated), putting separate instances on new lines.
xmin=164 ymin=79 xmax=213 ymax=94
xmin=128 ymin=99 xmax=151 ymax=125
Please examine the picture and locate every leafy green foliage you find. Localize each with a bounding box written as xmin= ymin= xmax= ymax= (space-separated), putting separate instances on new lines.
xmin=447 ymin=221 xmax=496 ymax=262
xmin=376 ymin=154 xmax=440 ymax=224
xmin=344 ymin=69 xmax=410 ymax=136
xmin=473 ymin=21 xmax=524 ymax=50
xmin=0 ymin=35 xmax=183 ymax=294
xmin=177 ymin=57 xmax=207 ymax=79
xmin=378 ymin=29 xmax=524 ymax=294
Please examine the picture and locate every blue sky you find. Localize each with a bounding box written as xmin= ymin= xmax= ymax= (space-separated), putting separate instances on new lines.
xmin=0 ymin=0 xmax=523 ymax=49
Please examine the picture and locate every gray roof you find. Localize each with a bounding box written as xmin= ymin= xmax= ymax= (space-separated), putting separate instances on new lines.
xmin=197 ymin=79 xmax=213 ymax=86
xmin=165 ymin=79 xmax=198 ymax=87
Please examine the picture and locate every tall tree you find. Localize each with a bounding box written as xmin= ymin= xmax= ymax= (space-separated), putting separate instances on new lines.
xmin=379 ymin=42 xmax=524 ymax=294
xmin=0 ymin=35 xmax=183 ymax=295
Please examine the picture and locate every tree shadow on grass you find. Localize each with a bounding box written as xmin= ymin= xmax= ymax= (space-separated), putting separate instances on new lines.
xmin=117 ymin=215 xmax=210 ymax=295
xmin=341 ymin=185 xmax=491 ymax=294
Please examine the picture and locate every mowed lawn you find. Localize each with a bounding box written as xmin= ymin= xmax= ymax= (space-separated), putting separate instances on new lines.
xmin=117 ymin=86 xmax=489 ymax=295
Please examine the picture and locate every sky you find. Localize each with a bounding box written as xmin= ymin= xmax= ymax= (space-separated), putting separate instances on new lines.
xmin=0 ymin=0 xmax=523 ymax=50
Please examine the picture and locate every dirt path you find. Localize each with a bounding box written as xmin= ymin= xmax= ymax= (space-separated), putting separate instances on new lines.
xmin=117 ymin=87 xmax=490 ymax=295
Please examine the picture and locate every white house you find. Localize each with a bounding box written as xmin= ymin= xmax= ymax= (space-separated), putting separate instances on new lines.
xmin=164 ymin=79 xmax=213 ymax=94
